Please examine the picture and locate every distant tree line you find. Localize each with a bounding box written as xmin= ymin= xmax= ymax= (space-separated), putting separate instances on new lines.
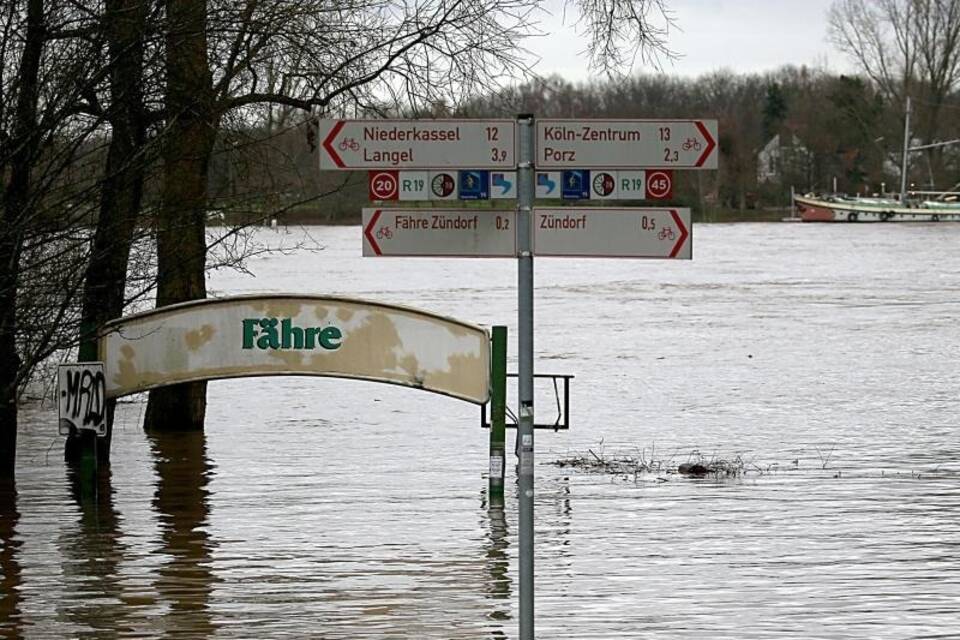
xmin=235 ymin=0 xmax=960 ymax=219
xmin=228 ymin=63 xmax=959 ymax=224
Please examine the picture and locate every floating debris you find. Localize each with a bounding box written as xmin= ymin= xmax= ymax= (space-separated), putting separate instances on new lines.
xmin=548 ymin=443 xmax=753 ymax=480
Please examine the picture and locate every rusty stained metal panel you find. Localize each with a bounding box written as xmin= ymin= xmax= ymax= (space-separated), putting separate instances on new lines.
xmin=99 ymin=295 xmax=490 ymax=404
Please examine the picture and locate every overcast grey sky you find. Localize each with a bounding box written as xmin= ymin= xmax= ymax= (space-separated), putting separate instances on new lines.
xmin=528 ymin=0 xmax=856 ymax=81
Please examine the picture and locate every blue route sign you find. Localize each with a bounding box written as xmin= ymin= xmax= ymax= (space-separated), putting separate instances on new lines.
xmin=561 ymin=170 xmax=590 ymax=200
xmin=458 ymin=170 xmax=490 ymax=200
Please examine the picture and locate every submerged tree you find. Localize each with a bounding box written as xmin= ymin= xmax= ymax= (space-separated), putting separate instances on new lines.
xmin=142 ymin=0 xmax=677 ymax=431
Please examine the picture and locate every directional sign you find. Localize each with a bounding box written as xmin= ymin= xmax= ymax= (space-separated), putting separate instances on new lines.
xmin=320 ymin=119 xmax=516 ymax=170
xmin=533 ymin=207 xmax=691 ymax=259
xmin=362 ymin=208 xmax=516 ymax=257
xmin=536 ymin=119 xmax=717 ymax=169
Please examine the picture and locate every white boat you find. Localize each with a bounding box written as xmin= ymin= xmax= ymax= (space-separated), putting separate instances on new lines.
xmin=793 ymin=96 xmax=960 ymax=222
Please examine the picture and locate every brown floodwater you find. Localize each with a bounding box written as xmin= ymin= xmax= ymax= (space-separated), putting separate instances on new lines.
xmin=4 ymin=222 xmax=960 ymax=638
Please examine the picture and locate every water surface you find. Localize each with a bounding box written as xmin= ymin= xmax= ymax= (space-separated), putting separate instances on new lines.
xmin=5 ymin=222 xmax=960 ymax=639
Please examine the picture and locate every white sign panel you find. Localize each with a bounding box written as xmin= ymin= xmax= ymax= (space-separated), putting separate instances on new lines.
xmin=363 ymin=208 xmax=516 ymax=257
xmin=533 ymin=207 xmax=692 ymax=259
xmin=617 ymin=170 xmax=647 ymax=199
xmin=58 ymin=363 xmax=107 ymax=436
xmin=99 ymin=296 xmax=491 ymax=404
xmin=536 ymin=119 xmax=718 ymax=169
xmin=319 ymin=119 xmax=516 ymax=170
xmin=399 ymin=171 xmax=429 ymax=201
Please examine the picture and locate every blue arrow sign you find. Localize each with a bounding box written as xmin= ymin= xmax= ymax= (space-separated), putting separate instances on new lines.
xmin=492 ymin=172 xmax=513 ymax=197
xmin=536 ymin=172 xmax=557 ymax=195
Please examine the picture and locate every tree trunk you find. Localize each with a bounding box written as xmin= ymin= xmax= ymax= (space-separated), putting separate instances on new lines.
xmin=72 ymin=0 xmax=149 ymax=462
xmin=0 ymin=0 xmax=45 ymax=477
xmin=143 ymin=0 xmax=216 ymax=432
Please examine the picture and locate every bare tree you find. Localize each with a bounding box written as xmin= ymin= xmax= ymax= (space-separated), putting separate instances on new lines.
xmin=73 ymin=0 xmax=156 ymax=462
xmin=142 ymin=0 xmax=679 ymax=431
xmin=829 ymin=0 xmax=960 ymax=183
xmin=0 ymin=0 xmax=45 ymax=477
xmin=0 ymin=0 xmax=113 ymax=475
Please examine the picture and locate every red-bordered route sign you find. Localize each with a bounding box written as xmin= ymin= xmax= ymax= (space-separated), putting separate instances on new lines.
xmin=321 ymin=120 xmax=517 ymax=170
xmin=368 ymin=171 xmax=399 ymax=200
xmin=533 ymin=207 xmax=691 ymax=259
xmin=645 ymin=170 xmax=673 ymax=199
xmin=536 ymin=119 xmax=717 ymax=170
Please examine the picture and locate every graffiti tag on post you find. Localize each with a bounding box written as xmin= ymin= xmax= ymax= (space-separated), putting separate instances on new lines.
xmin=58 ymin=363 xmax=107 ymax=437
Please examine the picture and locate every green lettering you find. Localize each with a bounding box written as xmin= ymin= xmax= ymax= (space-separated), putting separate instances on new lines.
xmin=257 ymin=317 xmax=280 ymax=349
xmin=319 ymin=326 xmax=342 ymax=350
xmin=281 ymin=318 xmax=304 ymax=349
xmin=304 ymin=327 xmax=319 ymax=349
xmin=242 ymin=319 xmax=258 ymax=349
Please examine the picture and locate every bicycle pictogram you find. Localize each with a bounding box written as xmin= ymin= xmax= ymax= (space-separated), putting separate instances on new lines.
xmin=375 ymin=226 xmax=393 ymax=240
xmin=338 ymin=137 xmax=360 ymax=152
xmin=658 ymin=226 xmax=675 ymax=241
xmin=681 ymin=137 xmax=702 ymax=152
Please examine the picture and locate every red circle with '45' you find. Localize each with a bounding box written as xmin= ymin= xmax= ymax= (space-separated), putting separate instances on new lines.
xmin=645 ymin=170 xmax=673 ymax=200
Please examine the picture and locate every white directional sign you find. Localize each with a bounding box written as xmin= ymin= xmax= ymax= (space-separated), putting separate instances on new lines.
xmin=533 ymin=207 xmax=691 ymax=259
xmin=320 ymin=119 xmax=516 ymax=170
xmin=536 ymin=119 xmax=718 ymax=169
xmin=362 ymin=208 xmax=516 ymax=257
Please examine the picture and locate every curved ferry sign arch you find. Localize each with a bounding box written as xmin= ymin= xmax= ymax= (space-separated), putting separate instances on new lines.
xmin=98 ymin=295 xmax=490 ymax=404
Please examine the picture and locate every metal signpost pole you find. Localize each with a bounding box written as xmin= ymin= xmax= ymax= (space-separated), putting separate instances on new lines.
xmin=516 ymin=113 xmax=535 ymax=640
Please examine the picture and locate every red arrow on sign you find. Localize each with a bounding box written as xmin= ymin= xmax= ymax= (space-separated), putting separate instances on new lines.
xmin=363 ymin=209 xmax=383 ymax=255
xmin=694 ymin=121 xmax=716 ymax=168
xmin=322 ymin=120 xmax=346 ymax=168
xmin=669 ymin=209 xmax=689 ymax=258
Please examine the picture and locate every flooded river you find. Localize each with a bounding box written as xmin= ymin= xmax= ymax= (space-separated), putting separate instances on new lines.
xmin=4 ymin=222 xmax=960 ymax=638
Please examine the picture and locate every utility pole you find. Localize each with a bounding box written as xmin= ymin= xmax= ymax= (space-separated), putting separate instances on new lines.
xmin=900 ymin=96 xmax=912 ymax=203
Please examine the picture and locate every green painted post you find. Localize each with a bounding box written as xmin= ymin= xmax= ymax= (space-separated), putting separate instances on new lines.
xmin=489 ymin=326 xmax=507 ymax=501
